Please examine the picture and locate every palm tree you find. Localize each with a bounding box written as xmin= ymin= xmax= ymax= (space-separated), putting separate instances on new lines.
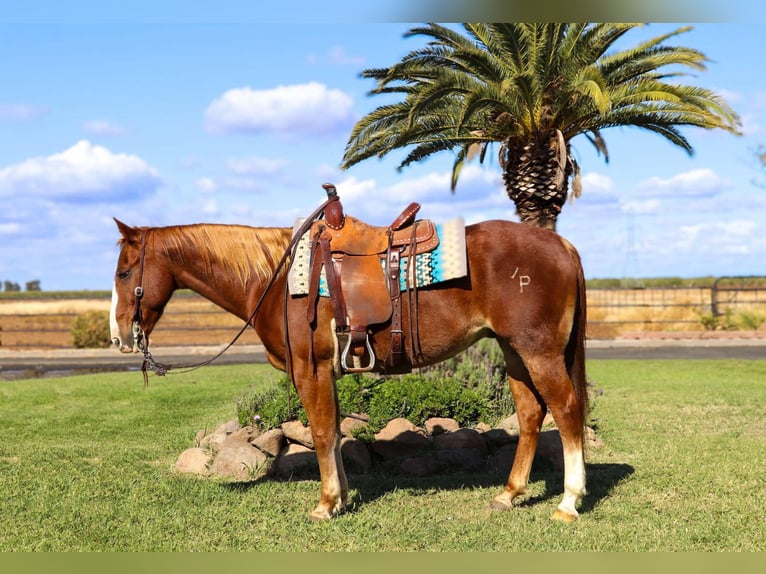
xmin=340 ymin=23 xmax=742 ymax=230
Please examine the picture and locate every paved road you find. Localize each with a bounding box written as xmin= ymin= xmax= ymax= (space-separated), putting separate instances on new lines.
xmin=1 ymin=339 xmax=764 ymax=380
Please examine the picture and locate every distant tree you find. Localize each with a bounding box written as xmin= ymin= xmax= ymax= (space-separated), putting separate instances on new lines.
xmin=342 ymin=23 xmax=742 ymax=230
xmin=25 ymin=280 xmax=42 ymax=292
xmin=3 ymin=280 xmax=20 ymax=292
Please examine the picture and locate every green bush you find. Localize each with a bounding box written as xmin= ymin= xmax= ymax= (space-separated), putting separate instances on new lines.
xmin=234 ymin=383 xmax=306 ymax=430
xmin=366 ymin=374 xmax=490 ymax=429
xmin=70 ymin=311 xmax=112 ymax=349
xmin=234 ymin=341 xmax=515 ymax=434
xmin=735 ymin=310 xmax=766 ymax=330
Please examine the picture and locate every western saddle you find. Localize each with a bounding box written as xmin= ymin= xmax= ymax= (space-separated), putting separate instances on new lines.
xmin=306 ymin=183 xmax=439 ymax=373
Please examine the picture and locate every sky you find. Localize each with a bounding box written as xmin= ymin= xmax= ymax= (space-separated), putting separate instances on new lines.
xmin=2 ymin=6 xmax=766 ymax=290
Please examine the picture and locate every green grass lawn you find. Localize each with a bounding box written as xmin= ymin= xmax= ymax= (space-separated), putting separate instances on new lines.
xmin=1 ymin=359 xmax=764 ymax=551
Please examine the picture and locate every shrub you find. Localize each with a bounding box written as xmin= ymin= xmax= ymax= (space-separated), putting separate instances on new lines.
xmin=70 ymin=311 xmax=112 ymax=349
xmin=234 ymin=382 xmax=306 ymax=430
xmin=735 ymin=310 xmax=766 ymax=331
xmin=233 ymin=341 xmax=515 ymax=433
xmin=366 ymin=374 xmax=490 ymax=429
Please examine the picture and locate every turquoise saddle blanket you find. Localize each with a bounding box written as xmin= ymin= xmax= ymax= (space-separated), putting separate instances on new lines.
xmin=287 ymin=217 xmax=467 ymax=296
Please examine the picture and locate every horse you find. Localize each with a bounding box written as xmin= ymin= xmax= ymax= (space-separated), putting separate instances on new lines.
xmin=110 ymin=207 xmax=589 ymax=522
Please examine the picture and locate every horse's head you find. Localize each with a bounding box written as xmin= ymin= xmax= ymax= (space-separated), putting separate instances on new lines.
xmin=111 ymin=219 xmax=175 ymax=353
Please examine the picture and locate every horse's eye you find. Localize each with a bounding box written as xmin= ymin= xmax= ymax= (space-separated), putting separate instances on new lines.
xmin=117 ymin=270 xmax=130 ymax=280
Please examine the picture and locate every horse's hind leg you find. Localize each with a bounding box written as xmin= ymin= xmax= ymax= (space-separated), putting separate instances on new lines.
xmin=292 ymin=360 xmax=347 ymax=521
xmin=490 ymin=345 xmax=547 ymax=511
xmin=523 ymin=352 xmax=587 ymax=522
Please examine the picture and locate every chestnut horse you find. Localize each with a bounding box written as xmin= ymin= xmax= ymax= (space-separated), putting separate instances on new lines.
xmin=110 ymin=213 xmax=588 ymax=522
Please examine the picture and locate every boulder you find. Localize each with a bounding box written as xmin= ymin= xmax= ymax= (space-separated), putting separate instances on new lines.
xmin=424 ymin=417 xmax=459 ymax=435
xmin=432 ymin=428 xmax=487 ymax=456
xmin=274 ymin=443 xmax=318 ymax=478
xmin=536 ymin=429 xmax=564 ymax=472
xmin=253 ymin=428 xmax=284 ymax=457
xmin=496 ymin=414 xmax=520 ymax=433
xmin=371 ymin=418 xmax=429 ymax=461
xmin=434 ymin=448 xmax=486 ymax=471
xmin=341 ymin=437 xmax=372 ymax=474
xmin=482 ymin=428 xmax=518 ymax=448
xmin=492 ymin=443 xmax=517 ymax=474
xmin=340 ymin=415 xmax=369 ymax=438
xmin=202 ymin=418 xmax=241 ymax=451
xmin=209 ymin=443 xmax=268 ymax=480
xmin=585 ymin=426 xmax=604 ymax=449
xmin=281 ymin=420 xmax=314 ymax=448
xmin=174 ymin=447 xmax=211 ymax=475
xmin=399 ymin=456 xmax=442 ymax=477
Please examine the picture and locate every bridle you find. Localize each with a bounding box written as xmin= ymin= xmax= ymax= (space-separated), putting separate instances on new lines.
xmin=125 ymin=190 xmax=340 ymax=386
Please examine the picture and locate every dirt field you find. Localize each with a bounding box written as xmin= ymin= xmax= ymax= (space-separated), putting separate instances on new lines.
xmin=0 ymin=293 xmax=261 ymax=349
xmin=1 ymin=287 xmax=764 ymax=350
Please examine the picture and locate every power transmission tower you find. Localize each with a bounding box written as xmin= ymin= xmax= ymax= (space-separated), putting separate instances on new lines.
xmin=621 ymin=210 xmax=644 ymax=288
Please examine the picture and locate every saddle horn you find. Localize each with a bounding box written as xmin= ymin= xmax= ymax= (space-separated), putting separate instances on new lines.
xmin=321 ymin=182 xmax=345 ymax=230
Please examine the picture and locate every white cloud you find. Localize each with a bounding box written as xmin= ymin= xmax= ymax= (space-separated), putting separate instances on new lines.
xmin=227 ymin=156 xmax=288 ymax=175
xmin=0 ymin=222 xmax=20 ymax=234
xmin=0 ymin=140 xmax=162 ymax=202
xmin=196 ymin=177 xmax=218 ymax=193
xmin=328 ymin=45 xmax=365 ymax=65
xmin=0 ymin=102 xmax=47 ymax=121
xmin=621 ymin=199 xmax=661 ymax=214
xmin=307 ymin=45 xmax=366 ymax=66
xmin=204 ymin=82 xmax=355 ymax=136
xmin=680 ymin=219 xmax=757 ymax=242
xmin=636 ymin=168 xmax=728 ymax=198
xmin=83 ymin=120 xmax=127 ymax=136
xmin=333 ymin=165 xmax=507 ymax=225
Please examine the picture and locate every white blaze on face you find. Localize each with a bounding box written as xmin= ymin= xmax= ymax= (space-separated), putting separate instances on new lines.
xmin=110 ymin=282 xmax=121 ymax=346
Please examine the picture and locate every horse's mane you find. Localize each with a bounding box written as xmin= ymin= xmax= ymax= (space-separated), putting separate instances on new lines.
xmin=152 ymin=224 xmax=291 ymax=287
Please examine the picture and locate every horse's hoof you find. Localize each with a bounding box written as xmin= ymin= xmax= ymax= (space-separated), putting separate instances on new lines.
xmin=309 ymin=508 xmax=333 ymax=522
xmin=551 ymin=509 xmax=578 ymax=523
xmin=489 ymin=499 xmax=512 ymax=512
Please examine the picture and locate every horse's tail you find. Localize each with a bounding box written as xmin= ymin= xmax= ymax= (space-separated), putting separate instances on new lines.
xmin=563 ymin=238 xmax=589 ymax=426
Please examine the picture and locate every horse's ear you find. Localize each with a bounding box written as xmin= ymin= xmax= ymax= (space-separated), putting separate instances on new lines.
xmin=114 ymin=218 xmax=139 ymax=242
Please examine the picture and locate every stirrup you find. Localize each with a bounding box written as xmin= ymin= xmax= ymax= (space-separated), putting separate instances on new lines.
xmin=339 ymin=332 xmax=376 ymax=373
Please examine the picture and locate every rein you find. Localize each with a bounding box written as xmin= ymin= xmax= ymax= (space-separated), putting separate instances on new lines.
xmin=130 ymin=192 xmax=340 ymax=386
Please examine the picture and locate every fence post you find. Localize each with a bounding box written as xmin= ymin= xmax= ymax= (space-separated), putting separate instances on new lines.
xmin=711 ymin=277 xmax=721 ymax=318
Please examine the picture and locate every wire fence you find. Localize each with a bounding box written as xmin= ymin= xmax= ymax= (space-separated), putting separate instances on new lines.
xmin=1 ymin=281 xmax=766 ymax=349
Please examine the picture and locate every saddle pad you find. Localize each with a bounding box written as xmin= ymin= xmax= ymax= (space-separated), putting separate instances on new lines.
xmin=288 ymin=217 xmax=467 ymax=296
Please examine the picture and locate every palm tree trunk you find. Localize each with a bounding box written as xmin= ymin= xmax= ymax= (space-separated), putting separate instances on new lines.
xmin=500 ymin=131 xmax=571 ymax=232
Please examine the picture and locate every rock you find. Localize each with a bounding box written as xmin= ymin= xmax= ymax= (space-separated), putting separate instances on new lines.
xmin=399 ymin=456 xmax=442 ymax=477
xmin=434 ymin=448 xmax=486 ymax=471
xmin=482 ymin=428 xmax=518 ymax=448
xmin=474 ymin=422 xmax=492 ymax=433
xmin=281 ymin=420 xmax=314 ymax=448
xmin=340 ymin=415 xmax=369 ymax=437
xmin=424 ymin=417 xmax=459 ymax=435
xmin=228 ymin=425 xmax=259 ymax=444
xmin=274 ymin=443 xmax=318 ymax=478
xmin=203 ymin=418 xmax=242 ymax=451
xmin=253 ymin=428 xmax=284 ymax=457
xmin=209 ymin=443 xmax=268 ymax=480
xmin=493 ymin=443 xmax=517 ymax=474
xmin=432 ymin=428 xmax=487 ymax=456
xmin=174 ymin=447 xmax=211 ymax=475
xmin=585 ymin=426 xmax=604 ymax=448
xmin=341 ymin=437 xmax=372 ymax=473
xmin=371 ymin=418 xmax=429 ymax=461
xmin=496 ymin=414 xmax=520 ymax=433
xmin=536 ymin=429 xmax=564 ymax=471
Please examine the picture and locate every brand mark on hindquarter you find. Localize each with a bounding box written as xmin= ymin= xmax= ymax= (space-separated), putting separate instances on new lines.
xmin=511 ymin=267 xmax=531 ymax=293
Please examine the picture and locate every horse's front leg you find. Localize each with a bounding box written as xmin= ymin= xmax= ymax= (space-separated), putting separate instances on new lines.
xmin=292 ymin=359 xmax=347 ymax=521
